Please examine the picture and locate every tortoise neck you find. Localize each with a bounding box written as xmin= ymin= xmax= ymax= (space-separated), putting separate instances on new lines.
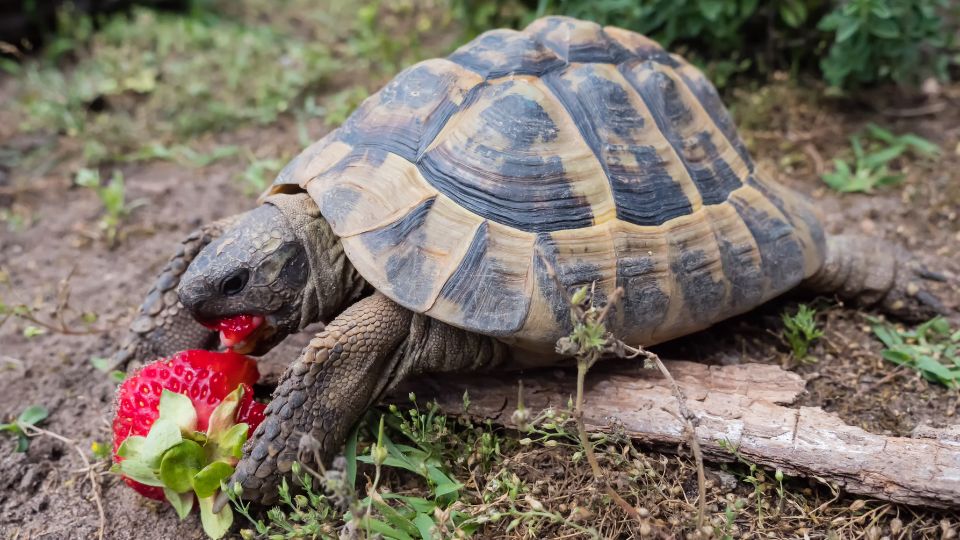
xmin=264 ymin=192 xmax=367 ymax=328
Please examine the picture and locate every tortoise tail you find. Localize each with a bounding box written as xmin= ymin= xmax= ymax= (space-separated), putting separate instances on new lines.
xmin=804 ymin=234 xmax=949 ymax=321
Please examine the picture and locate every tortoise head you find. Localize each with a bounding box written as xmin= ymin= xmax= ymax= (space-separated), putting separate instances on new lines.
xmin=177 ymin=194 xmax=325 ymax=355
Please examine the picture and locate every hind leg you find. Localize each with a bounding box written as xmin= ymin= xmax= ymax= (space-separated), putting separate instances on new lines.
xmin=804 ymin=234 xmax=950 ymax=321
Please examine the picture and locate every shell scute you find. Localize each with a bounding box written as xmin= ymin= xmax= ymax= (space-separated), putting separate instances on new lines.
xmin=619 ymin=60 xmax=747 ymax=205
xmin=336 ymin=59 xmax=482 ymax=162
xmin=428 ymin=221 xmax=535 ymax=336
xmin=602 ymin=25 xmax=678 ymax=66
xmin=525 ymin=16 xmax=630 ymax=64
xmin=672 ymin=57 xmax=754 ymax=170
xmin=610 ymin=223 xmax=672 ymax=345
xmin=703 ymin=202 xmax=765 ymax=314
xmin=343 ymin=196 xmax=482 ymax=313
xmin=728 ymin=187 xmax=808 ymax=291
xmin=305 ymin=151 xmax=435 ymax=237
xmin=541 ymin=62 xmax=699 ymax=226
xmin=448 ymin=28 xmax=565 ymax=79
xmin=418 ymin=76 xmax=611 ymax=233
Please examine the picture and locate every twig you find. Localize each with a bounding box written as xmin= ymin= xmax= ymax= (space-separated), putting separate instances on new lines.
xmin=803 ymin=143 xmax=825 ymax=177
xmin=574 ymin=357 xmax=641 ymax=522
xmin=0 ymin=267 xmax=110 ymax=335
xmin=627 ymin=345 xmax=708 ymax=529
xmin=880 ymin=101 xmax=947 ymax=118
xmin=20 ymin=424 xmax=106 ymax=540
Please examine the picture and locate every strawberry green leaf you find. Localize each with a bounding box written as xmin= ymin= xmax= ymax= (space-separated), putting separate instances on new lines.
xmin=164 ymin=487 xmax=195 ymax=519
xmin=141 ymin=419 xmax=183 ymax=466
xmin=209 ymin=423 xmax=248 ymax=462
xmin=206 ymin=385 xmax=243 ymax=442
xmin=158 ymin=390 xmax=198 ymax=435
xmin=199 ymin=494 xmax=233 ymax=540
xmin=117 ymin=458 xmax=164 ymax=486
xmin=116 ymin=435 xmax=147 ymax=459
xmin=159 ymin=440 xmax=206 ymax=493
xmin=193 ymin=461 xmax=234 ymax=499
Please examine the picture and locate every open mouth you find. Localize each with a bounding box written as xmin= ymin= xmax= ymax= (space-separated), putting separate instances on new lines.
xmin=201 ymin=314 xmax=271 ymax=354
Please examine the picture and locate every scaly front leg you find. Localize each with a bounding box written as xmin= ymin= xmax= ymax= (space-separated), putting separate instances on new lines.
xmin=110 ymin=213 xmax=247 ymax=371
xmin=231 ymin=292 xmax=411 ymax=504
xmin=227 ymin=292 xmax=507 ymax=506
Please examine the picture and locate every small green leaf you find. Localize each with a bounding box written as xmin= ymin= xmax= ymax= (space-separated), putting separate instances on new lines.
xmin=370 ymin=495 xmax=419 ymax=537
xmin=164 ymin=487 xmax=194 ymax=519
xmin=159 ymin=440 xmax=206 ymax=493
xmin=23 ymin=326 xmax=46 ymax=338
xmin=869 ymin=18 xmax=899 ymax=39
xmin=91 ymin=440 xmax=111 ymax=460
xmin=118 ymin=458 xmax=164 ymax=486
xmin=915 ymin=356 xmax=957 ymax=384
xmin=570 ymin=286 xmax=588 ymax=306
xmin=90 ymin=357 xmax=109 ymax=371
xmin=779 ymin=0 xmax=807 ymax=28
xmin=209 ymin=423 xmax=248 ymax=462
xmin=413 ymin=513 xmax=435 ymax=540
xmin=18 ymin=405 xmax=49 ymax=427
xmin=74 ymin=168 xmax=100 ymax=188
xmin=836 ymin=17 xmax=861 ymax=42
xmin=862 ymin=145 xmax=906 ymax=169
xmin=158 ymin=390 xmax=198 ymax=435
xmin=193 ymin=461 xmax=234 ymax=499
xmin=116 ymin=435 xmax=147 ymax=459
xmin=199 ymin=495 xmax=234 ymax=540
xmin=206 ymin=385 xmax=244 ymax=442
xmin=381 ymin=494 xmax=435 ymax=514
xmin=359 ymin=517 xmax=414 ymax=540
xmin=141 ymin=419 xmax=183 ymax=466
xmin=434 ymin=481 xmax=463 ymax=498
xmin=345 ymin=424 xmax=359 ymax=487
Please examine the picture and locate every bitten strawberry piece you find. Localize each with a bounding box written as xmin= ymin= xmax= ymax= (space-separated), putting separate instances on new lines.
xmin=112 ymin=350 xmax=264 ymax=501
xmin=200 ymin=315 xmax=263 ymax=349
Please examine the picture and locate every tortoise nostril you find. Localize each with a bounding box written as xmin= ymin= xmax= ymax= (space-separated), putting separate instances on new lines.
xmin=220 ymin=269 xmax=250 ymax=297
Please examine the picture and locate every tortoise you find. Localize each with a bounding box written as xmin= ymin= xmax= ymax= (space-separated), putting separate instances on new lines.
xmin=113 ymin=16 xmax=947 ymax=504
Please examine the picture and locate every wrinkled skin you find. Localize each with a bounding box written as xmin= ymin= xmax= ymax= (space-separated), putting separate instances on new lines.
xmin=113 ymin=191 xmax=947 ymax=507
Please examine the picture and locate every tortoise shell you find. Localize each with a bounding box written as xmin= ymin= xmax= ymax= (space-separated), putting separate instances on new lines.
xmin=268 ymin=16 xmax=827 ymax=351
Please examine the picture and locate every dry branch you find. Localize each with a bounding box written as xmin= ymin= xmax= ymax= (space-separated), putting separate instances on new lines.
xmin=396 ymin=360 xmax=960 ymax=509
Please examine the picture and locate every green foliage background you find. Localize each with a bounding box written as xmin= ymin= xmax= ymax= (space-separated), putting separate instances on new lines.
xmin=454 ymin=0 xmax=958 ymax=89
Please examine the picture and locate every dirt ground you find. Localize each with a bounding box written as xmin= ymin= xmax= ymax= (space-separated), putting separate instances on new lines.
xmin=2 ymin=53 xmax=960 ymax=540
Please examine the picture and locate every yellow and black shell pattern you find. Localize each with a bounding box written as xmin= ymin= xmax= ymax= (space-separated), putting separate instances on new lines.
xmin=268 ymin=16 xmax=827 ymax=352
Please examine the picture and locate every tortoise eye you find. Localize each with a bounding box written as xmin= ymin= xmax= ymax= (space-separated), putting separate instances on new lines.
xmin=220 ymin=269 xmax=249 ymax=297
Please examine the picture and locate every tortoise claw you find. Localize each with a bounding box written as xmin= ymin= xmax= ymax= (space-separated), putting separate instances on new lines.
xmin=915 ymin=289 xmax=948 ymax=316
xmin=212 ymin=489 xmax=233 ymax=514
xmin=915 ymin=267 xmax=948 ymax=283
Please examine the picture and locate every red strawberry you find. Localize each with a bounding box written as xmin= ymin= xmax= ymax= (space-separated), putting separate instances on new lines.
xmin=201 ymin=315 xmax=263 ymax=348
xmin=112 ymin=350 xmax=266 ymax=500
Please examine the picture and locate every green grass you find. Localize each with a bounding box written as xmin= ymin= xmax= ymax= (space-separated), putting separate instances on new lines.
xmin=74 ymin=168 xmax=144 ymax=247
xmin=9 ymin=6 xmax=340 ymax=166
xmin=1 ymin=405 xmax=49 ymax=453
xmin=872 ymin=316 xmax=960 ymax=388
xmin=227 ymin=396 xmax=508 ymax=539
xmin=781 ymin=304 xmax=824 ymax=361
xmin=822 ymin=123 xmax=940 ymax=193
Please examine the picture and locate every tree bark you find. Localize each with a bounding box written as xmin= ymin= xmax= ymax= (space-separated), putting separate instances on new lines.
xmin=396 ymin=360 xmax=960 ymax=509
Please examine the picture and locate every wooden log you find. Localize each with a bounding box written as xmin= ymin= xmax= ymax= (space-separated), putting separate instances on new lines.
xmin=395 ymin=360 xmax=960 ymax=509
